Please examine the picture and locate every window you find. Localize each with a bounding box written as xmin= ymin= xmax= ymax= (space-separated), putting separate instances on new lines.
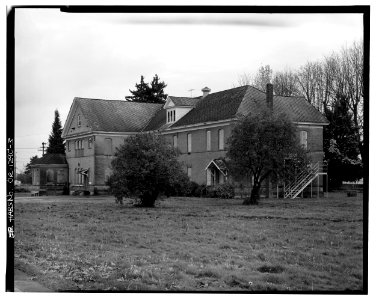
xmin=206 ymin=169 xmax=212 ymax=186
xmin=46 ymin=169 xmax=54 ymax=183
xmin=300 ymin=131 xmax=308 ymax=150
xmin=88 ymin=138 xmax=93 ymax=149
xmin=218 ymin=129 xmax=224 ymax=150
xmin=187 ymin=133 xmax=192 ymax=153
xmin=206 ymin=130 xmax=211 ymax=151
xmin=187 ymin=167 xmax=192 ymax=179
xmin=105 ymin=138 xmax=112 ymax=155
xmin=67 ymin=141 xmax=70 ymax=152
xmin=78 ymin=115 xmax=81 ymax=127
xmin=57 ymin=169 xmax=65 ymax=183
xmin=167 ymin=109 xmax=176 ymax=123
xmin=173 ymin=135 xmax=178 ymax=148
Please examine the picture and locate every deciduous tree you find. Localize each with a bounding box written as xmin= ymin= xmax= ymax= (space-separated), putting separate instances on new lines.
xmin=16 ymin=155 xmax=39 ymax=184
xmin=226 ymin=111 xmax=309 ymax=205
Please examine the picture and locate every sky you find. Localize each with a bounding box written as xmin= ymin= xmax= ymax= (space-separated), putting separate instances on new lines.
xmin=14 ymin=8 xmax=363 ymax=172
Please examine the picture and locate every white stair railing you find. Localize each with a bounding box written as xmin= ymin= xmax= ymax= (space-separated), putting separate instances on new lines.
xmin=284 ymin=162 xmax=321 ymax=199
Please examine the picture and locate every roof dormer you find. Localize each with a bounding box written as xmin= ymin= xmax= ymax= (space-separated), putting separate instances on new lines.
xmin=164 ymin=95 xmax=200 ymax=125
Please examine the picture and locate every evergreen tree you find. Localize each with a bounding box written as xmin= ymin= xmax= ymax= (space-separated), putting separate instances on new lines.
xmin=125 ymin=74 xmax=167 ymax=103
xmin=324 ymin=94 xmax=362 ymax=188
xmin=46 ymin=110 xmax=65 ymax=154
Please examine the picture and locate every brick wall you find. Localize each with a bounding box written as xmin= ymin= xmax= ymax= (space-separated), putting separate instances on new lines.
xmin=296 ymin=125 xmax=325 ymax=163
xmin=164 ymin=124 xmax=233 ymax=184
xmin=164 ymin=123 xmax=325 ymax=186
xmin=67 ymin=156 xmax=95 ymax=185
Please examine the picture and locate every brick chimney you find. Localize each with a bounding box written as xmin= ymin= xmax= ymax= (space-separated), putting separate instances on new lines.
xmin=201 ymin=87 xmax=211 ymax=98
xmin=266 ymin=83 xmax=273 ymax=111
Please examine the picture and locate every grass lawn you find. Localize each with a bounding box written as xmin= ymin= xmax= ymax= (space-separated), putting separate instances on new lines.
xmin=14 ymin=192 xmax=364 ymax=292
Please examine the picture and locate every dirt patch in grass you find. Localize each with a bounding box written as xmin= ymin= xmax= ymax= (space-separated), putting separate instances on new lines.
xmin=14 ymin=193 xmax=364 ymax=291
xmin=257 ymin=265 xmax=285 ymax=274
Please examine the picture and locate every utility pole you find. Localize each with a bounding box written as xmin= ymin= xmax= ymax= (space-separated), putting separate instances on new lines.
xmin=39 ymin=142 xmax=47 ymax=156
xmin=188 ymin=89 xmax=194 ymax=98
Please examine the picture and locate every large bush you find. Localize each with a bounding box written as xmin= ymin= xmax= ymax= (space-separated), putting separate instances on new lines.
xmin=107 ymin=133 xmax=189 ymax=207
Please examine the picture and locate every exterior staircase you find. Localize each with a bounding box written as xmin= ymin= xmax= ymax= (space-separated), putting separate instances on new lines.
xmin=284 ymin=161 xmax=327 ymax=199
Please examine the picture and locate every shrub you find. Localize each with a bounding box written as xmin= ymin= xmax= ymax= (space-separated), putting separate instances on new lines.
xmin=347 ymin=190 xmax=357 ymax=197
xmin=184 ymin=181 xmax=200 ymax=197
xmin=107 ymin=133 xmax=190 ymax=207
xmin=15 ymin=186 xmax=29 ymax=193
xmin=62 ymin=183 xmax=70 ymax=195
xmin=206 ymin=183 xmax=235 ymax=199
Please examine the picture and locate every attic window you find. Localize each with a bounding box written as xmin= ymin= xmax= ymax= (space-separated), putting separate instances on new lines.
xmin=77 ymin=115 xmax=81 ymax=127
xmin=167 ymin=109 xmax=176 ymax=123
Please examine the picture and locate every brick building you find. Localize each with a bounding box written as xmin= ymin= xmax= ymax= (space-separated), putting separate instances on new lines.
xmin=30 ymin=153 xmax=69 ymax=195
xmin=62 ymin=84 xmax=328 ymax=196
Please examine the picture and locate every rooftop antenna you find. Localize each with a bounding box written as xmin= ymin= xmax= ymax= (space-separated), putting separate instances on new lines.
xmin=188 ymin=89 xmax=194 ymax=98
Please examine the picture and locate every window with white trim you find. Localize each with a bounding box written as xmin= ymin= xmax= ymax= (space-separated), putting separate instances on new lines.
xmin=88 ymin=137 xmax=93 ymax=149
xmin=167 ymin=109 xmax=176 ymax=123
xmin=173 ymin=135 xmax=178 ymax=148
xmin=300 ymin=131 xmax=308 ymax=150
xmin=105 ymin=138 xmax=112 ymax=155
xmin=187 ymin=133 xmax=192 ymax=153
xmin=67 ymin=141 xmax=71 ymax=151
xmin=206 ymin=169 xmax=212 ymax=186
xmin=218 ymin=129 xmax=224 ymax=150
xmin=206 ymin=130 xmax=211 ymax=151
xmin=77 ymin=114 xmax=81 ymax=127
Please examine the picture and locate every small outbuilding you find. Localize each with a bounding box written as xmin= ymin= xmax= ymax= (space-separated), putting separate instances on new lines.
xmin=30 ymin=153 xmax=69 ymax=195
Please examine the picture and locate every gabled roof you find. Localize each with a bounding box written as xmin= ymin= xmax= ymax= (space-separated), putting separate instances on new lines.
xmin=171 ymin=86 xmax=249 ymax=127
xmin=236 ymin=86 xmax=328 ymax=123
xmin=65 ymin=85 xmax=328 ymax=137
xmin=31 ymin=153 xmax=67 ymax=166
xmin=142 ymin=107 xmax=169 ymax=132
xmin=169 ymin=96 xmax=201 ymax=107
xmin=206 ymin=158 xmax=228 ymax=175
xmin=164 ymin=85 xmax=328 ymax=129
xmin=64 ymin=98 xmax=163 ymax=135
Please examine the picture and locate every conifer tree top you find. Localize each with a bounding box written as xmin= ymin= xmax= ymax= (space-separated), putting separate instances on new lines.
xmin=125 ymin=74 xmax=167 ymax=104
xmin=46 ymin=109 xmax=65 ymax=154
